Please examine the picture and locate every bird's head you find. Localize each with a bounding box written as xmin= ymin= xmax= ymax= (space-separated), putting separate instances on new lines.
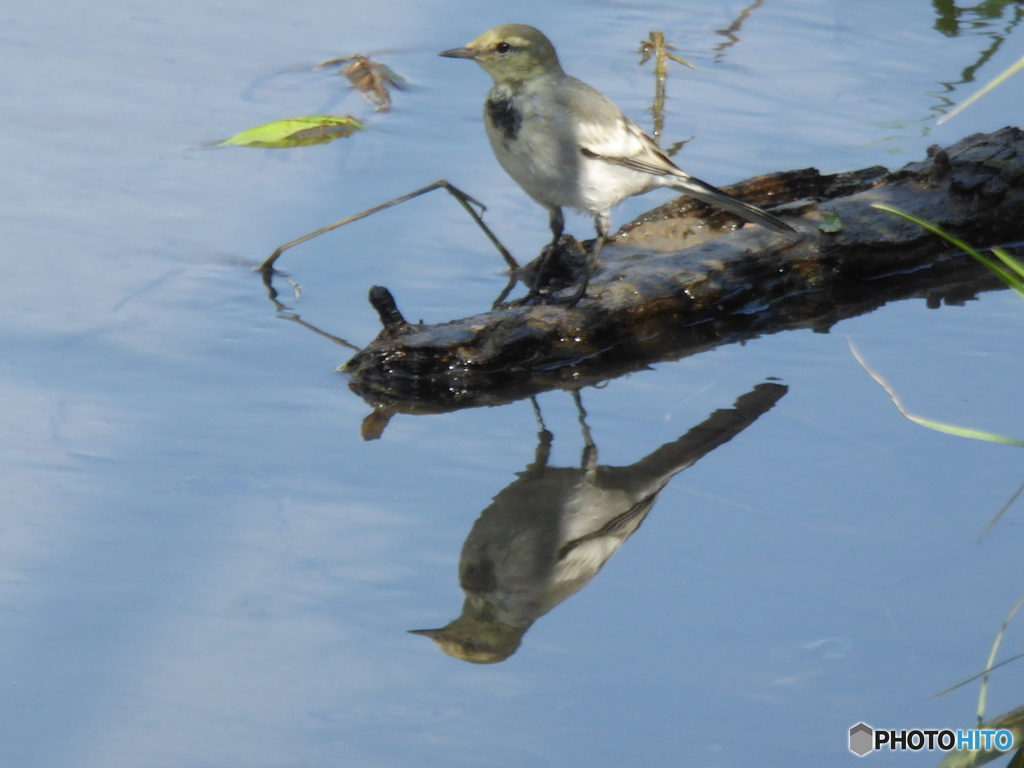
xmin=409 ymin=603 xmax=529 ymax=664
xmin=439 ymin=24 xmax=563 ymax=84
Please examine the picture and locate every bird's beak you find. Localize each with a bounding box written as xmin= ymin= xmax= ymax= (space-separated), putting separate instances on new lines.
xmin=439 ymin=46 xmax=477 ymax=60
xmin=408 ymin=628 xmax=445 ymax=640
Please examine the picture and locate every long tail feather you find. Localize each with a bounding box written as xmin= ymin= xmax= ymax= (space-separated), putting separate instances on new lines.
xmin=669 ymin=175 xmax=795 ymax=234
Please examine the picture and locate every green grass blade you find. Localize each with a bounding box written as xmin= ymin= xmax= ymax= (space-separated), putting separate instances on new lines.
xmin=937 ymin=53 xmax=1024 ymax=125
xmin=871 ymin=204 xmax=1024 ymax=298
xmin=976 ymin=596 xmax=1024 ymax=729
xmin=938 ymin=704 xmax=1024 ymax=768
xmin=848 ymin=339 xmax=1024 ymax=449
xmin=902 ymin=416 xmax=1024 ymax=447
xmin=993 ymin=247 xmax=1024 ymax=281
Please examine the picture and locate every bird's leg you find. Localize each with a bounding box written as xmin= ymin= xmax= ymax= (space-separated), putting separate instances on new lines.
xmin=530 ymin=395 xmax=549 ymax=433
xmin=523 ymin=396 xmax=554 ymax=475
xmin=564 ymin=214 xmax=610 ymax=306
xmin=257 ymin=179 xmax=518 ymax=274
xmin=572 ymin=389 xmax=598 ymax=473
xmin=526 ymin=207 xmax=565 ymax=297
xmin=551 ymin=207 xmax=565 ymax=242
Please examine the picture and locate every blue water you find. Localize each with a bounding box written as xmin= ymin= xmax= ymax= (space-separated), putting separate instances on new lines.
xmin=2 ymin=1 xmax=1023 ymax=766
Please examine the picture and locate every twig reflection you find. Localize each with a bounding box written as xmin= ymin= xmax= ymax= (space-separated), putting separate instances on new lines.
xmin=712 ymin=0 xmax=765 ymax=61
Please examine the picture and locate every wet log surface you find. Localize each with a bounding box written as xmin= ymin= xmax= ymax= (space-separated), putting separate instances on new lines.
xmin=343 ymin=127 xmax=1024 ymax=414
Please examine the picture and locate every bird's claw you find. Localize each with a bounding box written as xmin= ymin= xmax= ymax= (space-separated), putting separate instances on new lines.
xmin=505 ymin=288 xmax=588 ymax=308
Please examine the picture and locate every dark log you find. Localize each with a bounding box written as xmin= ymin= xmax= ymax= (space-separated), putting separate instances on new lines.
xmin=342 ymin=127 xmax=1024 ymax=414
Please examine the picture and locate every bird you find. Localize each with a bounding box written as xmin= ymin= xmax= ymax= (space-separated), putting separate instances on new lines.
xmin=409 ymin=383 xmax=787 ymax=664
xmin=440 ymin=24 xmax=795 ymax=304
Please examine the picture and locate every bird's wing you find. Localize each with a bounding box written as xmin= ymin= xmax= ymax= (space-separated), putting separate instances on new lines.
xmin=580 ymin=142 xmax=675 ymax=176
xmin=559 ymin=77 xmax=680 ymax=177
xmin=578 ymin=120 xmax=682 ymax=177
xmin=560 ymin=79 xmax=681 ymax=173
xmin=581 ymin=118 xmax=796 ymax=235
xmin=560 ymin=76 xmax=795 ymax=234
xmin=578 ymin=121 xmax=686 ymax=178
xmin=556 ymin=488 xmax=663 ymax=561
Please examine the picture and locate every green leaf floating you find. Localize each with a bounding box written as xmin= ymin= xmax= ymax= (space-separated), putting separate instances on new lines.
xmin=216 ymin=116 xmax=363 ymax=148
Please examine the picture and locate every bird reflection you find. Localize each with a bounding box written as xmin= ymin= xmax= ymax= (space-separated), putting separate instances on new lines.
xmin=410 ymin=382 xmax=787 ymax=663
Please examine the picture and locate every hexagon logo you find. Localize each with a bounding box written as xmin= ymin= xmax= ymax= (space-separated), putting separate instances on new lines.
xmin=849 ymin=722 xmax=874 ymax=756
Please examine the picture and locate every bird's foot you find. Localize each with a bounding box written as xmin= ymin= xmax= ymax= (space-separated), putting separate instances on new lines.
xmin=546 ymin=288 xmax=588 ymax=307
xmin=506 ymin=286 xmax=588 ymax=308
xmin=502 ymin=290 xmax=544 ymax=308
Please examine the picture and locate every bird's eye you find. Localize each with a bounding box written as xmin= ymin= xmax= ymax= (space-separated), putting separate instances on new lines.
xmin=495 ymin=42 xmax=511 ymax=54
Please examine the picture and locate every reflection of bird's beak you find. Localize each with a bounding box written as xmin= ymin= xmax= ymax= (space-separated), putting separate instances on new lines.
xmin=408 ymin=628 xmax=444 ymax=638
xmin=439 ymin=47 xmax=477 ymax=59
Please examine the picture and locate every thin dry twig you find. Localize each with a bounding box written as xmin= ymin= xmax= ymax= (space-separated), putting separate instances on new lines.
xmin=278 ymin=313 xmax=362 ymax=351
xmin=978 ymin=478 xmax=1024 ymax=543
xmin=934 ymin=649 xmax=1024 ymax=698
xmin=258 ymin=180 xmax=517 ymax=273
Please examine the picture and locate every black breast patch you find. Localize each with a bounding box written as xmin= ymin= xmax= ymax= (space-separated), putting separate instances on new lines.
xmin=486 ymin=97 xmax=522 ymax=141
xmin=460 ymin=556 xmax=497 ymax=594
